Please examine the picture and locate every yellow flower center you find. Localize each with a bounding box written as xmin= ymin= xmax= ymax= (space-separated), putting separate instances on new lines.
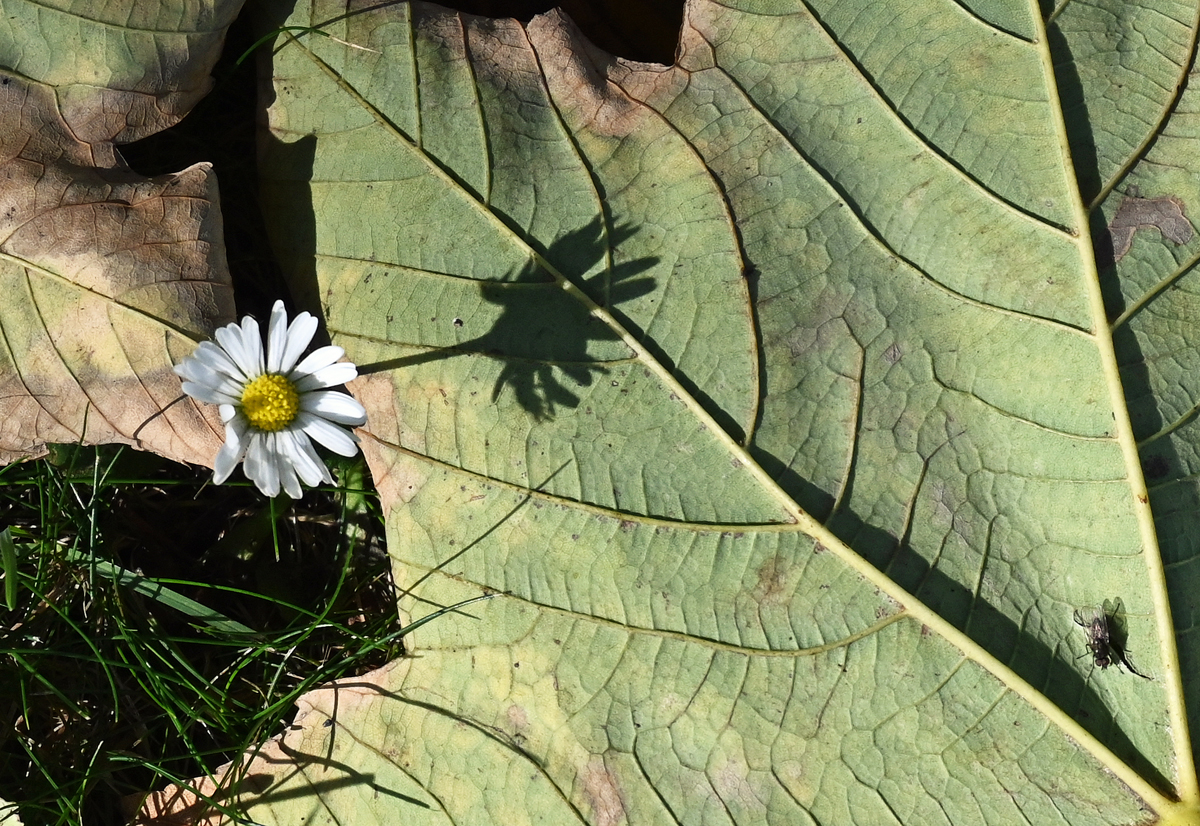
xmin=240 ymin=374 xmax=300 ymax=432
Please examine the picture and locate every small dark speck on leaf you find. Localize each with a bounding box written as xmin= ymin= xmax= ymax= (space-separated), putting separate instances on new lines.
xmin=1143 ymin=454 xmax=1169 ymax=480
xmin=453 ymin=318 xmax=463 ymax=327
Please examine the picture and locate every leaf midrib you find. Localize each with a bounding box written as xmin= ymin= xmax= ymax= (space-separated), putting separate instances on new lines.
xmin=1027 ymin=0 xmax=1198 ymax=805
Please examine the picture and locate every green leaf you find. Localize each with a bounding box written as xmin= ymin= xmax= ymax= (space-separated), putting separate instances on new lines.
xmin=158 ymin=0 xmax=1200 ymax=823
xmin=0 ymin=1 xmax=240 ymax=464
xmin=63 ymin=549 xmax=259 ymax=638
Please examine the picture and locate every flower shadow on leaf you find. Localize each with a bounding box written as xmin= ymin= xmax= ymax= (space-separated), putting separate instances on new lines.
xmin=361 ymin=216 xmax=658 ymax=421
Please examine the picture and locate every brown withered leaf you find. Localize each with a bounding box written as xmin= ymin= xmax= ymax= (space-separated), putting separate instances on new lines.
xmin=0 ymin=3 xmax=244 ymax=465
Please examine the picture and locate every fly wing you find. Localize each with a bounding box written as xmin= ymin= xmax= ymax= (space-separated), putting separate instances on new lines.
xmin=1075 ymin=606 xmax=1104 ymax=629
xmin=1074 ymin=606 xmax=1110 ymax=665
xmin=1102 ymin=596 xmax=1125 ymax=620
xmin=1101 ymin=598 xmax=1128 ymax=633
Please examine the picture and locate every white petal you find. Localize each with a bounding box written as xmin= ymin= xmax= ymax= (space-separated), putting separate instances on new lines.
xmin=213 ymin=443 xmax=240 ymax=485
xmin=214 ymin=418 xmax=251 ymax=484
xmin=266 ymin=301 xmax=290 ymax=373
xmin=174 ymin=353 xmax=211 ymax=384
xmin=190 ymin=341 xmax=249 ymax=382
xmin=300 ymin=390 xmax=367 ymax=426
xmin=178 ymin=358 xmax=245 ymax=400
xmin=281 ymin=428 xmax=331 ymax=487
xmin=212 ymin=322 xmax=241 ymax=354
xmin=279 ymin=312 xmax=318 ymax=374
xmin=219 ymin=403 xmax=238 ymax=423
xmin=244 ymin=433 xmax=280 ymax=497
xmin=297 ymin=411 xmax=360 ymax=456
xmin=281 ymin=475 xmax=302 ymax=500
xmin=292 ymin=345 xmax=344 ymax=379
xmin=242 ymin=316 xmax=266 ymax=371
xmin=295 ymin=360 xmax=357 ymax=392
xmin=299 ymin=440 xmax=333 ymax=487
xmin=241 ymin=438 xmax=261 ymax=483
xmin=276 ymin=448 xmax=303 ymax=499
xmin=212 ymin=323 xmax=248 ymax=373
xmin=181 ymin=381 xmax=241 ymax=406
xmin=216 ymin=317 xmax=264 ymax=377
xmin=261 ymin=430 xmax=305 ymax=499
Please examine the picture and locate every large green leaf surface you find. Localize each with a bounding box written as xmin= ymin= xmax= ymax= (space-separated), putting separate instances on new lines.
xmin=190 ymin=0 xmax=1200 ymax=823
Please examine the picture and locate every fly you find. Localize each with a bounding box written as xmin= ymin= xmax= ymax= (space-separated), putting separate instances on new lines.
xmin=1074 ymin=601 xmax=1151 ymax=679
xmin=1074 ymin=607 xmax=1115 ymax=669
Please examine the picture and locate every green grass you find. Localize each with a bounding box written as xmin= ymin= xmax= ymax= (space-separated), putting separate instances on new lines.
xmin=0 ymin=444 xmax=401 ymax=824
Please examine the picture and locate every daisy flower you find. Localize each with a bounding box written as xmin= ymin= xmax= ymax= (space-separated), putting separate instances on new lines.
xmin=174 ymin=301 xmax=368 ymax=498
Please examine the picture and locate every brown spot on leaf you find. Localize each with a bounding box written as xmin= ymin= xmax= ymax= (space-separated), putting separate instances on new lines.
xmin=752 ymin=552 xmax=798 ymax=606
xmin=528 ymin=10 xmax=648 ymax=139
xmin=1108 ymin=190 xmax=1193 ymax=262
xmin=581 ymin=757 xmax=628 ymax=826
xmin=506 ymin=703 xmax=529 ymax=735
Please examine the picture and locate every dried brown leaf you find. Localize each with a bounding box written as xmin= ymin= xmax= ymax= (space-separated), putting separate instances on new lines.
xmin=0 ymin=5 xmax=243 ymax=465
